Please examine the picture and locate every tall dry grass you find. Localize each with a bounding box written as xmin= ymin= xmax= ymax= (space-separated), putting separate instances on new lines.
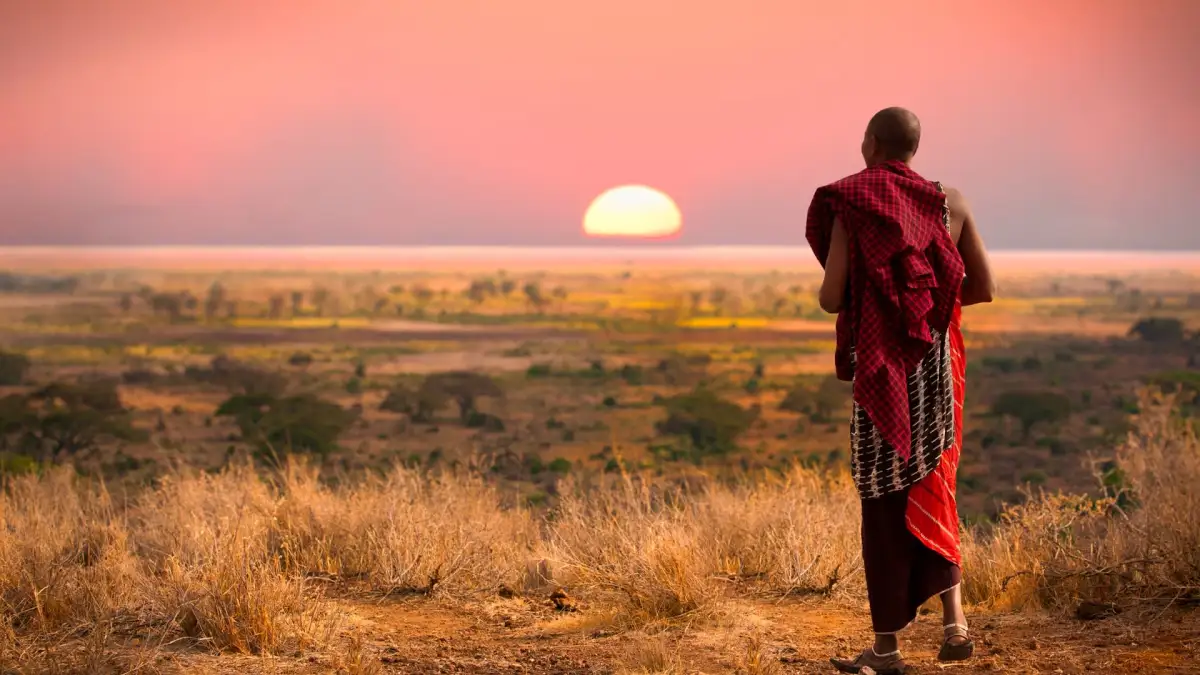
xmin=545 ymin=465 xmax=860 ymax=627
xmin=961 ymin=394 xmax=1200 ymax=610
xmin=0 ymin=396 xmax=1195 ymax=665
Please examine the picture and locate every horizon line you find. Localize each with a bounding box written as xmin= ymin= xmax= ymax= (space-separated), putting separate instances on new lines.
xmin=0 ymin=245 xmax=1197 ymax=255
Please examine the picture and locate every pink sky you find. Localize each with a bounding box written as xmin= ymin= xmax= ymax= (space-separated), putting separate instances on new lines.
xmin=1 ymin=0 xmax=1197 ymax=248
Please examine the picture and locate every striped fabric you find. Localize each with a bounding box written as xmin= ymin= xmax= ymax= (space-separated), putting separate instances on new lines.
xmin=849 ymin=327 xmax=953 ymax=499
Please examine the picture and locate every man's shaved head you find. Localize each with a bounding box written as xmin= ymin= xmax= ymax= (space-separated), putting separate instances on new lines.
xmin=863 ymin=107 xmax=922 ymax=165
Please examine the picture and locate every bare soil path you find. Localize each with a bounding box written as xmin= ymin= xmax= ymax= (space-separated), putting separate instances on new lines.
xmin=106 ymin=597 xmax=1198 ymax=674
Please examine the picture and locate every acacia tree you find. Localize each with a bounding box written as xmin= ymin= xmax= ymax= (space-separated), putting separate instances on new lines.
xmin=523 ymin=282 xmax=546 ymax=312
xmin=7 ymin=381 xmax=143 ymax=462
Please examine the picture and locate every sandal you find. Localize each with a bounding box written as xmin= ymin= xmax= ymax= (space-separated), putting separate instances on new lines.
xmin=830 ymin=647 xmax=907 ymax=674
xmin=937 ymin=623 xmax=975 ymax=662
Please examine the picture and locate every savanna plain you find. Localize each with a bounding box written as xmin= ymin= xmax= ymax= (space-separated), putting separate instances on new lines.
xmin=0 ymin=248 xmax=1198 ymax=674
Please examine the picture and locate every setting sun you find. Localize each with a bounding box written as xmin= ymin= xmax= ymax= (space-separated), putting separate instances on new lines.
xmin=583 ymin=185 xmax=682 ymax=239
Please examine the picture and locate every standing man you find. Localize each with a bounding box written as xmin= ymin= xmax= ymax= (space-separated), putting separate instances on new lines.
xmin=807 ymin=107 xmax=996 ymax=675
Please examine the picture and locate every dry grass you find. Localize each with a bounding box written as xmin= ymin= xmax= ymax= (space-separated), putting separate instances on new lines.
xmin=545 ymin=465 xmax=860 ymax=630
xmin=617 ymin=635 xmax=685 ymax=674
xmin=1 ymin=396 xmax=1197 ymax=668
xmin=960 ymin=392 xmax=1200 ymax=612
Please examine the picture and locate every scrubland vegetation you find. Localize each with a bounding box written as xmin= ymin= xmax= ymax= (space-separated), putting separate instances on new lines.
xmin=0 ymin=257 xmax=1198 ymax=672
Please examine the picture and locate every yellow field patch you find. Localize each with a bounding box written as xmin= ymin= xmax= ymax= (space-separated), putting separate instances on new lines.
xmin=229 ymin=317 xmax=371 ymax=329
xmin=607 ymin=298 xmax=675 ymax=311
xmin=677 ymin=317 xmax=770 ymax=329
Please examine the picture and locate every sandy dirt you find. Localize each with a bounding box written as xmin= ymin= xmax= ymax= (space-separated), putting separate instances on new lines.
xmin=72 ymin=597 xmax=1199 ymax=674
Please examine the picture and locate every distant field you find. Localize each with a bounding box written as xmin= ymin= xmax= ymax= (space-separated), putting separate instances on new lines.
xmin=1 ymin=249 xmax=1197 ymax=519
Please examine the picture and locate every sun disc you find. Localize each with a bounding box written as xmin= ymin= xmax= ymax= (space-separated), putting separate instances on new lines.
xmin=583 ymin=185 xmax=682 ymax=238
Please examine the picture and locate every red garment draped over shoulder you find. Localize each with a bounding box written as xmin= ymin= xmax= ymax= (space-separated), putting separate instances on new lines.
xmin=806 ymin=160 xmax=965 ymax=460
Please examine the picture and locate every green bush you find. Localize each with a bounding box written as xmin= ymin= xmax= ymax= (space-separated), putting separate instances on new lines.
xmin=619 ymin=365 xmax=644 ymax=385
xmin=982 ymin=356 xmax=1019 ymax=374
xmin=215 ymin=392 xmax=357 ymax=458
xmin=526 ymin=363 xmax=553 ymax=378
xmin=992 ymin=390 xmax=1072 ymax=437
xmin=0 ymin=453 xmax=38 ymax=476
xmin=1129 ymin=317 xmax=1185 ymax=344
xmin=548 ymin=457 xmax=572 ymax=474
xmin=1022 ymin=468 xmax=1051 ymax=482
xmin=656 ymin=388 xmax=758 ymax=457
xmin=0 ymin=351 xmax=31 ymax=386
xmin=1 ymin=381 xmax=144 ymax=463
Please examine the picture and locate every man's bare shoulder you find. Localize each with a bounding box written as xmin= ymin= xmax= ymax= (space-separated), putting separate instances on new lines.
xmin=941 ymin=185 xmax=971 ymax=218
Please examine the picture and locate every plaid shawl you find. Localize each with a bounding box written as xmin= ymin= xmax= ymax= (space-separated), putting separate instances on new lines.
xmin=806 ymin=160 xmax=965 ymax=459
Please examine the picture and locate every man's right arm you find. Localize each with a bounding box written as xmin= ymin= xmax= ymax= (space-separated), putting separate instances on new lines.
xmin=949 ymin=189 xmax=996 ymax=306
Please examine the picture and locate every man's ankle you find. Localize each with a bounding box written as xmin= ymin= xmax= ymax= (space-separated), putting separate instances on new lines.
xmin=873 ymin=635 xmax=900 ymax=655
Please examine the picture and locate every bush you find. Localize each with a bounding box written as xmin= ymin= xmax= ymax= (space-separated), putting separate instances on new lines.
xmin=0 ymin=351 xmax=31 ymax=386
xmin=526 ymin=363 xmax=553 ymax=378
xmin=779 ymin=376 xmax=849 ymax=423
xmin=0 ymin=452 xmax=38 ymax=476
xmin=380 ymin=383 xmax=443 ymax=423
xmin=464 ymin=410 xmax=505 ymax=431
xmin=1 ymin=381 xmax=144 ymax=463
xmin=992 ymin=390 xmax=1072 ymax=437
xmin=1129 ymin=317 xmax=1185 ymax=344
xmin=619 ymin=365 xmax=644 ymax=386
xmin=982 ymin=356 xmax=1019 ymax=374
xmin=1036 ymin=436 xmax=1071 ymax=456
xmin=548 ymin=458 xmax=572 ymax=474
xmin=286 ymin=352 xmax=313 ymax=367
xmin=421 ymin=371 xmax=503 ymax=421
xmin=656 ymin=389 xmax=758 ymax=457
xmin=215 ymin=393 xmax=357 ymax=458
xmin=1021 ymin=470 xmax=1048 ymax=485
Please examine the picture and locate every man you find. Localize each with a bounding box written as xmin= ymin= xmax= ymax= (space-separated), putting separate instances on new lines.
xmin=806 ymin=107 xmax=996 ymax=674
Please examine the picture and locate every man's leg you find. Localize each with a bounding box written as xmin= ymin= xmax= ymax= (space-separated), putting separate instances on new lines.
xmin=938 ymin=584 xmax=975 ymax=662
xmin=940 ymin=585 xmax=967 ymax=631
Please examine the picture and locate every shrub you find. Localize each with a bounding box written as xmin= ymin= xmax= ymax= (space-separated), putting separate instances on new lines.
xmin=286 ymin=352 xmax=313 ymax=367
xmin=380 ymin=383 xmax=444 ymax=423
xmin=215 ymin=393 xmax=357 ymax=458
xmin=1 ymin=381 xmax=144 ymax=463
xmin=619 ymin=365 xmax=644 ymax=385
xmin=779 ymin=376 xmax=849 ymax=423
xmin=0 ymin=351 xmax=32 ymax=386
xmin=526 ymin=363 xmax=553 ymax=378
xmin=656 ymin=389 xmax=758 ymax=457
xmin=421 ymin=372 xmax=503 ymax=422
xmin=1129 ymin=317 xmax=1185 ymax=344
xmin=992 ymin=390 xmax=1071 ymax=437
xmin=982 ymin=356 xmax=1019 ymax=373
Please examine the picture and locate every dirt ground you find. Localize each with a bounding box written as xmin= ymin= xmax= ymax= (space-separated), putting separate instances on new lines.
xmin=42 ymin=597 xmax=1199 ymax=674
